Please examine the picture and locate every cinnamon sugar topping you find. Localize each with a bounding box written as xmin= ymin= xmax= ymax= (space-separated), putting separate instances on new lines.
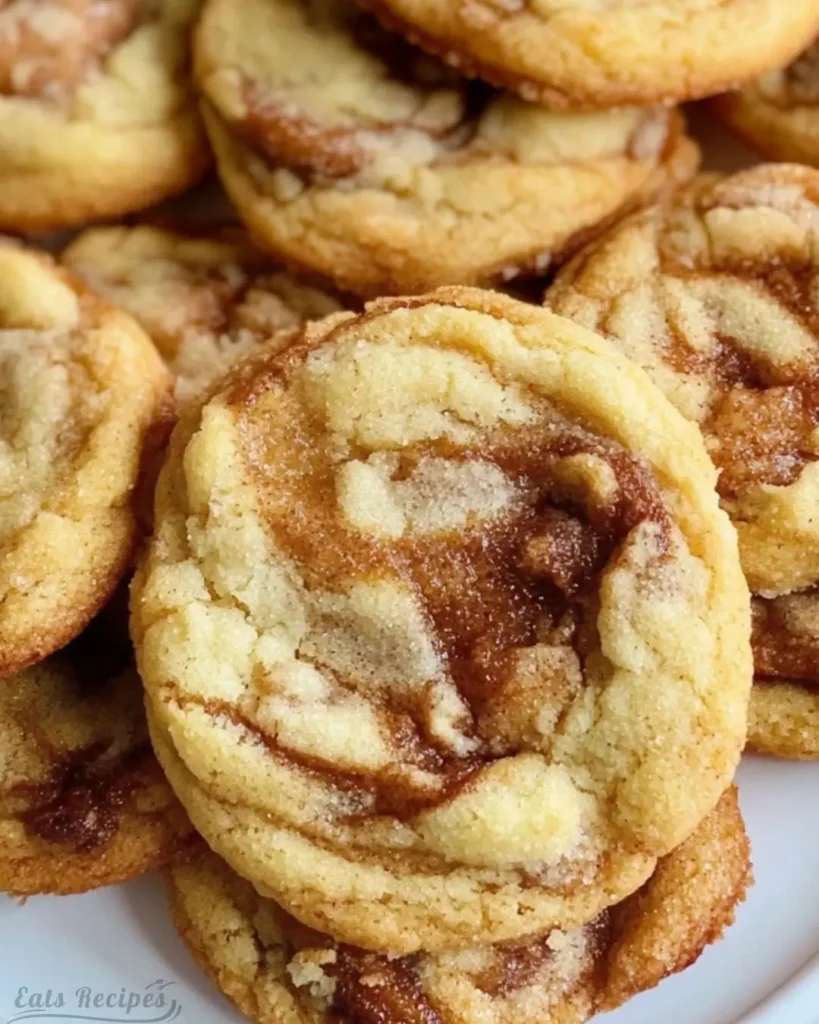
xmin=707 ymin=384 xmax=819 ymax=497
xmin=235 ymin=359 xmax=673 ymax=800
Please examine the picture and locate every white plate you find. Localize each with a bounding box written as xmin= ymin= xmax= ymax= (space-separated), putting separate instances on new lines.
xmin=1 ymin=108 xmax=818 ymax=1024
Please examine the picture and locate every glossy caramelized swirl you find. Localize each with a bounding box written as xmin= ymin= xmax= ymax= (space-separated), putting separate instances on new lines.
xmin=165 ymin=789 xmax=750 ymax=1024
xmin=549 ymin=164 xmax=819 ymax=757
xmin=0 ymin=603 xmax=192 ymax=895
xmin=64 ymin=226 xmax=343 ymax=405
xmin=194 ymin=0 xmax=699 ymax=295
xmin=133 ymin=287 xmax=750 ymax=952
xmin=0 ymin=244 xmax=171 ymax=677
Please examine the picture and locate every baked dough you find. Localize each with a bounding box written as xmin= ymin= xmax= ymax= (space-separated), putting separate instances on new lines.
xmin=0 ymin=597 xmax=192 ymax=895
xmin=0 ymin=0 xmax=210 ymax=231
xmin=351 ymin=0 xmax=819 ymax=111
xmin=0 ymin=242 xmax=171 ymax=677
xmin=715 ymin=38 xmax=819 ymax=167
xmin=165 ymin=788 xmax=750 ymax=1024
xmin=194 ymin=0 xmax=699 ymax=296
xmin=64 ymin=225 xmax=343 ymax=405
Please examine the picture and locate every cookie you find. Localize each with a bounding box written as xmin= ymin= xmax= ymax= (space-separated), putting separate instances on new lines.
xmin=351 ymin=0 xmax=819 ymax=111
xmin=132 ymin=287 xmax=751 ymax=952
xmin=0 ymin=0 xmax=210 ymax=232
xmin=193 ymin=0 xmax=699 ymax=297
xmin=548 ymin=165 xmax=819 ymax=760
xmin=714 ymin=38 xmax=819 ymax=167
xmin=749 ymin=594 xmax=819 ymax=759
xmin=64 ymin=225 xmax=344 ymax=404
xmin=0 ymin=242 xmax=171 ymax=678
xmin=0 ymin=597 xmax=192 ymax=896
xmin=165 ymin=788 xmax=750 ymax=1024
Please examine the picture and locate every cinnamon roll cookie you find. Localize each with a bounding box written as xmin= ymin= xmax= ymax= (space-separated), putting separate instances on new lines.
xmin=166 ymin=788 xmax=750 ymax=1024
xmin=0 ymin=0 xmax=210 ymax=232
xmin=351 ymin=0 xmax=819 ymax=112
xmin=0 ymin=243 xmax=171 ymax=678
xmin=548 ymin=165 xmax=819 ymax=760
xmin=193 ymin=0 xmax=699 ymax=297
xmin=0 ymin=599 xmax=192 ymax=896
xmin=64 ymin=225 xmax=343 ymax=405
xmin=132 ymin=287 xmax=751 ymax=953
xmin=714 ymin=37 xmax=819 ymax=167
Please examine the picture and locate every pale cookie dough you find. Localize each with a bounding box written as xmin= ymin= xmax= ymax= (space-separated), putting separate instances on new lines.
xmin=194 ymin=0 xmax=699 ymax=297
xmin=715 ymin=38 xmax=819 ymax=167
xmin=132 ymin=287 xmax=751 ymax=952
xmin=0 ymin=598 xmax=192 ymax=896
xmin=0 ymin=242 xmax=171 ymax=678
xmin=64 ymin=225 xmax=343 ymax=405
xmin=548 ymin=164 xmax=819 ymax=760
xmin=352 ymin=0 xmax=819 ymax=111
xmin=0 ymin=0 xmax=210 ymax=232
xmin=165 ymin=789 xmax=750 ymax=1024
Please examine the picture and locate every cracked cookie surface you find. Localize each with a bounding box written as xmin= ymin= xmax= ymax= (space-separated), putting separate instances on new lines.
xmin=350 ymin=0 xmax=819 ymax=111
xmin=194 ymin=0 xmax=699 ymax=297
xmin=132 ymin=287 xmax=750 ymax=952
xmin=0 ymin=596 xmax=192 ymax=895
xmin=64 ymin=225 xmax=344 ymax=406
xmin=715 ymin=37 xmax=819 ymax=168
xmin=0 ymin=0 xmax=210 ymax=231
xmin=0 ymin=242 xmax=171 ymax=677
xmin=165 ymin=788 xmax=750 ymax=1024
xmin=548 ymin=165 xmax=819 ymax=759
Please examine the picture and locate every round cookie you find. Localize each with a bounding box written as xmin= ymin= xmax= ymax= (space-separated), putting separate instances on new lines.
xmin=351 ymin=0 xmax=819 ymax=111
xmin=64 ymin=225 xmax=344 ymax=405
xmin=132 ymin=286 xmax=751 ymax=952
xmin=0 ymin=0 xmax=210 ymax=232
xmin=166 ymin=788 xmax=750 ymax=1024
xmin=194 ymin=0 xmax=699 ymax=297
xmin=0 ymin=242 xmax=171 ymax=678
xmin=0 ymin=599 xmax=192 ymax=896
xmin=714 ymin=38 xmax=819 ymax=167
xmin=547 ymin=164 xmax=819 ymax=760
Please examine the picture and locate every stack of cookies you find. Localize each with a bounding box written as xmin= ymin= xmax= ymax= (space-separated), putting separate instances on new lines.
xmin=1 ymin=1 xmax=819 ymax=1023
xmin=133 ymin=284 xmax=756 ymax=1022
xmin=0 ymin=242 xmax=191 ymax=895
